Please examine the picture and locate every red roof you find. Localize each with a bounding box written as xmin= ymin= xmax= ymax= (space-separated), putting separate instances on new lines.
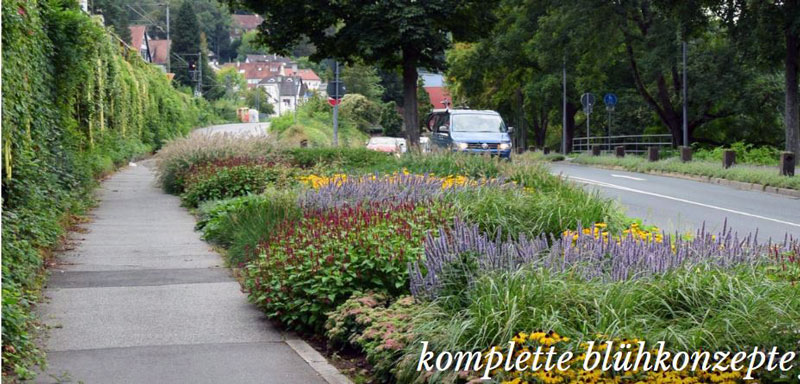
xmin=424 ymin=86 xmax=451 ymax=109
xmin=149 ymin=39 xmax=170 ymax=65
xmin=221 ymin=62 xmax=284 ymax=82
xmin=129 ymin=25 xmax=147 ymax=50
xmin=232 ymin=14 xmax=264 ymax=31
xmin=283 ymin=68 xmax=320 ymax=82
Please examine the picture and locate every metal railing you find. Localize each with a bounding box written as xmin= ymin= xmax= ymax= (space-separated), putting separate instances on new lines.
xmin=572 ymin=134 xmax=673 ymax=153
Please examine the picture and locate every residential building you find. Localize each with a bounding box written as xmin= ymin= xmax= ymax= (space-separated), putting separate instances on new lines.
xmin=128 ymin=25 xmax=151 ymax=62
xmin=148 ymin=39 xmax=171 ymax=72
xmin=231 ymin=14 xmax=264 ymax=40
xmin=420 ymin=72 xmax=451 ymax=109
xmin=258 ymin=75 xmax=307 ymax=116
xmin=283 ymin=66 xmax=322 ymax=92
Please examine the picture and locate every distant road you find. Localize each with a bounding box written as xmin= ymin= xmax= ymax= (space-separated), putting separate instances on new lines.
xmin=192 ymin=122 xmax=269 ymax=136
xmin=549 ymin=162 xmax=800 ymax=241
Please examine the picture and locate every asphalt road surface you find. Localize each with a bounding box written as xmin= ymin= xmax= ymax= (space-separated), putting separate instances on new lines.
xmin=192 ymin=122 xmax=269 ymax=136
xmin=549 ymin=162 xmax=800 ymax=241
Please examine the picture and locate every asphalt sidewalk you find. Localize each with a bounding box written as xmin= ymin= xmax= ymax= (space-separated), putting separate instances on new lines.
xmin=36 ymin=159 xmax=330 ymax=384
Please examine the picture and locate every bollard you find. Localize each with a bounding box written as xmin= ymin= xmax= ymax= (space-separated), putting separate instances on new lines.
xmin=543 ymin=147 xmax=551 ymax=155
xmin=615 ymin=146 xmax=625 ymax=158
xmin=592 ymin=145 xmax=601 ymax=156
xmin=722 ymin=149 xmax=735 ymax=169
xmin=680 ymin=146 xmax=692 ymax=162
xmin=647 ymin=147 xmax=659 ymax=162
xmin=780 ymin=152 xmax=795 ymax=176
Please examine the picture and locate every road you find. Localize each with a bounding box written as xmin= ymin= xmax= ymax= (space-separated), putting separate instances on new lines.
xmin=549 ymin=162 xmax=800 ymax=241
xmin=192 ymin=122 xmax=269 ymax=136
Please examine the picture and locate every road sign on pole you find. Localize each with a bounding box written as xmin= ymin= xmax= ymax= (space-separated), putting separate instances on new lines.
xmin=603 ymin=93 xmax=617 ymax=148
xmin=581 ymin=93 xmax=595 ymax=139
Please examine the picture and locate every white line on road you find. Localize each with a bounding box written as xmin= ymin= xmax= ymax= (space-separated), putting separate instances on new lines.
xmin=611 ymin=174 xmax=646 ymax=181
xmin=565 ymin=175 xmax=800 ymax=229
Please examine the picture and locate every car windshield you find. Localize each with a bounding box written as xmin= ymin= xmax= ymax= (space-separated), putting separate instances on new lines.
xmin=451 ymin=114 xmax=506 ymax=133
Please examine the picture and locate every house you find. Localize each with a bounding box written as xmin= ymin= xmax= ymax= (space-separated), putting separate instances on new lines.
xmin=282 ymin=66 xmax=322 ymax=91
xmin=258 ymin=75 xmax=307 ymax=116
xmin=223 ymin=62 xmax=285 ymax=87
xmin=245 ymin=54 xmax=292 ymax=64
xmin=231 ymin=14 xmax=264 ymax=40
xmin=128 ymin=25 xmax=151 ymax=62
xmin=420 ymin=72 xmax=451 ymax=109
xmin=148 ymin=39 xmax=171 ymax=72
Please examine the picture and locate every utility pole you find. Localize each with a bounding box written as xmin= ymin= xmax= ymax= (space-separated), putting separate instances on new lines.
xmin=333 ymin=61 xmax=340 ymax=147
xmin=682 ymin=40 xmax=688 ymax=147
xmin=197 ymin=51 xmax=202 ymax=97
xmin=165 ymin=2 xmax=170 ymax=73
xmin=562 ymin=57 xmax=567 ymax=154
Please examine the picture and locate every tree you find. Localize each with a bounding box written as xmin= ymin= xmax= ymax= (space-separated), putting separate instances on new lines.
xmin=719 ymin=0 xmax=800 ymax=154
xmin=233 ymin=0 xmax=497 ymax=148
xmin=340 ymin=62 xmax=385 ymax=102
xmin=171 ymin=1 xmax=201 ymax=87
xmin=246 ymin=87 xmax=275 ymax=114
xmin=93 ymin=0 xmax=130 ymax=42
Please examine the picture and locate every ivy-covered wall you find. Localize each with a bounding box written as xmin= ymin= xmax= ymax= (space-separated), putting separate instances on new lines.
xmin=1 ymin=0 xmax=217 ymax=378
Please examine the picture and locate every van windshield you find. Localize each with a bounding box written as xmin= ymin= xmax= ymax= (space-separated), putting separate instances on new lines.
xmin=451 ymin=114 xmax=506 ymax=133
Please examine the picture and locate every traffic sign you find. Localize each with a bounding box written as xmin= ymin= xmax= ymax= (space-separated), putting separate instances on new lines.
xmin=580 ymin=93 xmax=596 ymax=108
xmin=326 ymin=81 xmax=346 ymax=99
xmin=603 ymin=93 xmax=617 ymax=106
xmin=327 ymin=97 xmax=341 ymax=106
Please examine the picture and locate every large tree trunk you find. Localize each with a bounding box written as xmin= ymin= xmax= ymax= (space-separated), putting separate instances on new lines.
xmin=785 ymin=28 xmax=800 ymax=154
xmin=401 ymin=50 xmax=420 ymax=149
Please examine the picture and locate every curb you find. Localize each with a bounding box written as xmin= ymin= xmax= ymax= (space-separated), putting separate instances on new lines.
xmin=561 ymin=161 xmax=800 ymax=198
xmin=285 ymin=338 xmax=354 ymax=384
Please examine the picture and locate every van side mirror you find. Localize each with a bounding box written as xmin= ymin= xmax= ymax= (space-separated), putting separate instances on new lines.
xmin=439 ymin=125 xmax=450 ymax=133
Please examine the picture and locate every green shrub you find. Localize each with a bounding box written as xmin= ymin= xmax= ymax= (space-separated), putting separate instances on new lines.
xmin=196 ymin=190 xmax=301 ymax=266
xmin=181 ymin=164 xmax=297 ymax=207
xmin=286 ymin=147 xmax=393 ymax=170
xmin=269 ymin=96 xmax=369 ymax=147
xmin=244 ymin=202 xmax=453 ymax=333
xmin=339 ymin=94 xmax=382 ymax=132
xmin=396 ymin=152 xmax=502 ymax=178
xmin=155 ymin=134 xmax=280 ymax=194
xmin=694 ymin=142 xmax=781 ymax=166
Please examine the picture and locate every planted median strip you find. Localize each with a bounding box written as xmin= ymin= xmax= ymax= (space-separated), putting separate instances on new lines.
xmin=153 ymin=135 xmax=800 ymax=383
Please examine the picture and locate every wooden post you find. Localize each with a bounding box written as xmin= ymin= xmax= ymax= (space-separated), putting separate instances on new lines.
xmin=592 ymin=145 xmax=601 ymax=156
xmin=722 ymin=149 xmax=735 ymax=169
xmin=680 ymin=146 xmax=692 ymax=162
xmin=780 ymin=152 xmax=795 ymax=176
xmin=615 ymin=146 xmax=625 ymax=158
xmin=647 ymin=147 xmax=659 ymax=162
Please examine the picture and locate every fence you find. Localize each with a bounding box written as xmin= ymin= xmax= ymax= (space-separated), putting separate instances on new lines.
xmin=572 ymin=134 xmax=673 ymax=153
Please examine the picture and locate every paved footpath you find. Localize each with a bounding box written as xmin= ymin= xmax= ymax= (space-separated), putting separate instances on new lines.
xmin=37 ymin=159 xmax=329 ymax=384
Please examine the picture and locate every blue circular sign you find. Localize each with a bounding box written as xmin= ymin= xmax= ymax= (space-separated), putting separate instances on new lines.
xmin=603 ymin=93 xmax=618 ymax=106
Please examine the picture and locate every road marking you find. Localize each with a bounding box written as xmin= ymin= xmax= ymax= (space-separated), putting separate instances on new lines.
xmin=565 ymin=175 xmax=800 ymax=229
xmin=611 ymin=174 xmax=646 ymax=181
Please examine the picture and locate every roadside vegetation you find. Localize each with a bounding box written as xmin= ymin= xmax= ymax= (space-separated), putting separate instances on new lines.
xmin=568 ymin=153 xmax=800 ymax=190
xmin=1 ymin=1 xmax=218 ymax=378
xmin=155 ymin=134 xmax=800 ymax=383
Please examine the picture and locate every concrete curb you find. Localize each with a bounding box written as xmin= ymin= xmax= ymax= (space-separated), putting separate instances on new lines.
xmin=561 ymin=161 xmax=800 ymax=198
xmin=285 ymin=338 xmax=354 ymax=384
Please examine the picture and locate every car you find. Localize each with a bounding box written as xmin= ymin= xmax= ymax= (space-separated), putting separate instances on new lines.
xmin=424 ymin=109 xmax=513 ymax=158
xmin=366 ymin=137 xmax=407 ymax=153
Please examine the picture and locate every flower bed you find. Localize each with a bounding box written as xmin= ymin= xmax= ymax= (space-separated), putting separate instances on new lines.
xmin=152 ymin=140 xmax=799 ymax=383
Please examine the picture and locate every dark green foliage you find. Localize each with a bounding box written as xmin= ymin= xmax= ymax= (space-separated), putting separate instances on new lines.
xmin=379 ymin=101 xmax=403 ymax=137
xmin=181 ymin=164 xmax=297 ymax=207
xmin=1 ymin=0 xmax=213 ymax=376
xmin=286 ymin=147 xmax=393 ymax=170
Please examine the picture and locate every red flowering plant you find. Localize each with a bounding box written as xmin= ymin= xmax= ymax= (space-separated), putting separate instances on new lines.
xmin=243 ymin=201 xmax=454 ymax=333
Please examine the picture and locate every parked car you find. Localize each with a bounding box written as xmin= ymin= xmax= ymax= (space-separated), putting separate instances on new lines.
xmin=424 ymin=109 xmax=513 ymax=158
xmin=366 ymin=137 xmax=407 ymax=153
